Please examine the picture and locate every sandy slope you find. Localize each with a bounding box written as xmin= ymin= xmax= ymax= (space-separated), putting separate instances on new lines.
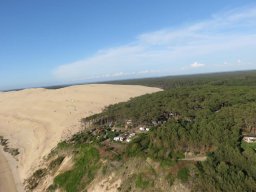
xmin=0 ymin=150 xmax=17 ymax=192
xmin=0 ymin=84 xmax=161 ymax=191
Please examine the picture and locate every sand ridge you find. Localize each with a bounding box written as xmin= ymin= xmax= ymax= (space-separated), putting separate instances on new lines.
xmin=0 ymin=84 xmax=161 ymax=191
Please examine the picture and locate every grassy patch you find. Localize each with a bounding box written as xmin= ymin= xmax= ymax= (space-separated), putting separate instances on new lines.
xmin=135 ymin=173 xmax=152 ymax=189
xmin=177 ymin=167 xmax=189 ymax=182
xmin=54 ymin=145 xmax=100 ymax=192
xmin=57 ymin=141 xmax=70 ymax=150
xmin=160 ymin=159 xmax=176 ymax=167
xmin=166 ymin=173 xmax=175 ymax=186
xmin=241 ymin=141 xmax=256 ymax=151
xmin=172 ymin=151 xmax=185 ymax=160
xmin=48 ymin=141 xmax=71 ymax=159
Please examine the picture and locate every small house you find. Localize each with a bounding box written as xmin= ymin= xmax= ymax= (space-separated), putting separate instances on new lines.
xmin=113 ymin=137 xmax=119 ymax=141
xmin=243 ymin=136 xmax=256 ymax=143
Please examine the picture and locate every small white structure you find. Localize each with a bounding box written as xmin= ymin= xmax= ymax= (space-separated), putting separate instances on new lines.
xmin=114 ymin=136 xmax=124 ymax=142
xmin=126 ymin=120 xmax=132 ymax=125
xmin=139 ymin=127 xmax=150 ymax=131
xmin=113 ymin=137 xmax=119 ymax=141
xmin=243 ymin=136 xmax=256 ymax=143
xmin=125 ymin=133 xmax=136 ymax=142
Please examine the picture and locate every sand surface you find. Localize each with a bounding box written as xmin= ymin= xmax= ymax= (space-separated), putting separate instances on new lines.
xmin=0 ymin=149 xmax=17 ymax=192
xmin=0 ymin=84 xmax=161 ymax=191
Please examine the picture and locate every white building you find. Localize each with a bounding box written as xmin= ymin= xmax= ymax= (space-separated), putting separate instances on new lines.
xmin=139 ymin=127 xmax=150 ymax=131
xmin=113 ymin=137 xmax=119 ymax=141
xmin=114 ymin=136 xmax=124 ymax=142
xmin=243 ymin=136 xmax=256 ymax=143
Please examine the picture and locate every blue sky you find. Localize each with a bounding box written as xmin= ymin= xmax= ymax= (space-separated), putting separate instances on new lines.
xmin=0 ymin=0 xmax=256 ymax=90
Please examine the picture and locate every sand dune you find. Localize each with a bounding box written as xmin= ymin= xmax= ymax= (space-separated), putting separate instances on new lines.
xmin=0 ymin=150 xmax=17 ymax=192
xmin=0 ymin=84 xmax=161 ymax=191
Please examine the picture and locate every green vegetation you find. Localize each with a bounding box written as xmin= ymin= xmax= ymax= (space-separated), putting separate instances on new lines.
xmin=108 ymin=70 xmax=256 ymax=89
xmin=54 ymin=145 xmax=100 ymax=192
xmin=177 ymin=168 xmax=189 ymax=182
xmin=135 ymin=173 xmax=152 ymax=189
xmin=241 ymin=141 xmax=256 ymax=151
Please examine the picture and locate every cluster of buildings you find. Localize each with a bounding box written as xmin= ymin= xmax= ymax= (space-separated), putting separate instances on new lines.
xmin=113 ymin=132 xmax=136 ymax=143
xmin=113 ymin=120 xmax=151 ymax=143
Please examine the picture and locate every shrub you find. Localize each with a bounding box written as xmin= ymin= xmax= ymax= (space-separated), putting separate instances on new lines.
xmin=54 ymin=145 xmax=100 ymax=192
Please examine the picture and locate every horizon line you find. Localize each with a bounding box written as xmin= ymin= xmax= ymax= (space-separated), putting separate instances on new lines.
xmin=1 ymin=69 xmax=255 ymax=92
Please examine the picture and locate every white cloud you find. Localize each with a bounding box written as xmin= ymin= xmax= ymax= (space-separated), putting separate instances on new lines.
xmin=53 ymin=6 xmax=256 ymax=82
xmin=93 ymin=70 xmax=160 ymax=79
xmin=190 ymin=62 xmax=205 ymax=68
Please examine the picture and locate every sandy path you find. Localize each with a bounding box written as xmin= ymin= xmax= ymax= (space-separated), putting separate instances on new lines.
xmin=0 ymin=84 xmax=161 ymax=191
xmin=180 ymin=156 xmax=207 ymax=161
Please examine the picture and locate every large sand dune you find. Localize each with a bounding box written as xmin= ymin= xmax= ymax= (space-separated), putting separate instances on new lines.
xmin=0 ymin=84 xmax=161 ymax=191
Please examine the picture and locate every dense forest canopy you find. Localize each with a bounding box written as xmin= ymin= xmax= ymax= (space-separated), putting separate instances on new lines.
xmin=106 ymin=70 xmax=256 ymax=89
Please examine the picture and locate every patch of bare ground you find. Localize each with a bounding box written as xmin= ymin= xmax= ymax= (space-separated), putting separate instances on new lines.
xmin=87 ymin=173 xmax=122 ymax=192
xmin=170 ymin=180 xmax=190 ymax=192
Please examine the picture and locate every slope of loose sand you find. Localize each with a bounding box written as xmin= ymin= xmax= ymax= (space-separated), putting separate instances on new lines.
xmin=0 ymin=84 xmax=161 ymax=191
xmin=0 ymin=149 xmax=17 ymax=192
